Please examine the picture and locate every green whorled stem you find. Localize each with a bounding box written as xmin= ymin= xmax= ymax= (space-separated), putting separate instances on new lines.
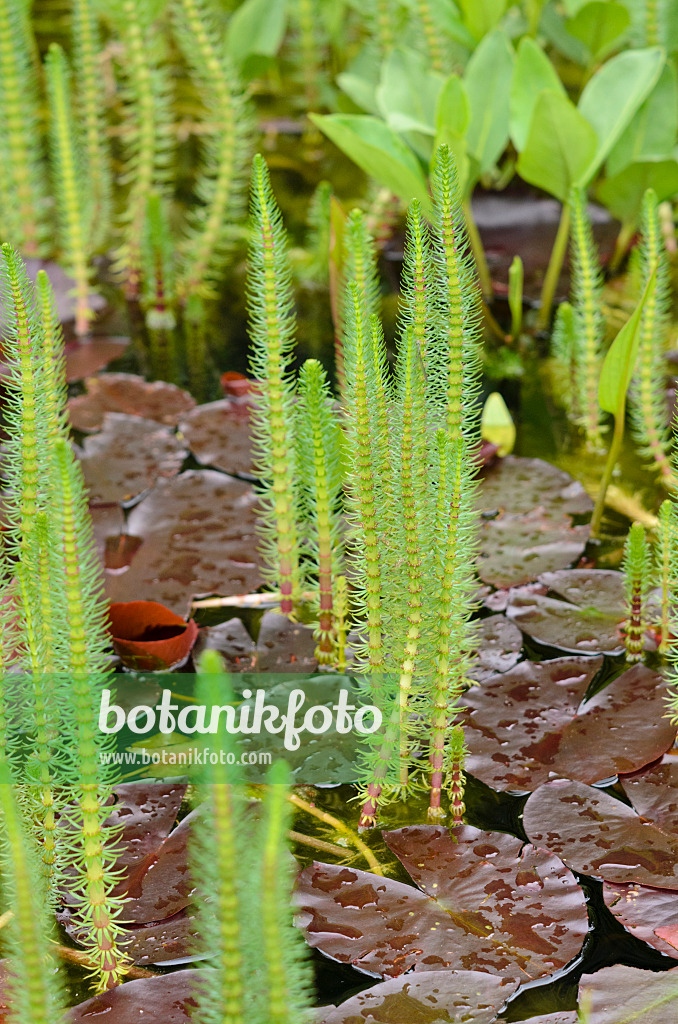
xmin=298 ymin=359 xmax=342 ymax=664
xmin=393 ymin=326 xmax=427 ymax=788
xmin=342 ymin=283 xmax=386 ymax=670
xmin=192 ymin=650 xmax=247 ymax=1024
xmin=334 ymin=575 xmax=349 ymax=673
xmin=294 ymin=0 xmax=321 ymax=112
xmin=343 ymin=209 xmax=381 ymax=330
xmin=45 ymin=44 xmax=92 ymax=336
xmin=371 ymin=0 xmax=395 ymax=54
xmin=428 ymin=432 xmax=465 ymax=821
xmin=173 ymin=0 xmax=250 ymax=300
xmin=656 ymin=500 xmax=674 ymax=655
xmin=35 ymin=271 xmax=68 ymax=448
xmin=259 ymin=761 xmax=313 ymax=1024
xmin=72 ymin=0 xmax=111 ymax=248
xmin=446 ymin=725 xmax=467 ymax=826
xmin=645 ymin=0 xmax=660 ymax=44
xmin=184 ymin=296 xmax=213 ymax=402
xmin=431 ymin=146 xmax=479 ymax=438
xmin=537 ymin=203 xmax=570 ymax=332
xmin=630 ymin=189 xmax=675 ymax=487
xmin=416 ymin=0 xmax=444 ymax=72
xmin=0 ymin=0 xmax=45 ymax=253
xmin=570 ymin=188 xmax=604 ymax=450
xmin=622 ymin=521 xmax=651 ymax=663
xmin=50 ymin=439 xmax=128 ymax=991
xmin=247 ymin=155 xmax=301 ymax=615
xmin=116 ymin=0 xmax=170 ymax=297
xmin=400 ymin=200 xmax=435 ymax=364
xmin=0 ymin=763 xmax=66 ymax=1024
xmin=0 ymin=244 xmax=43 ymax=546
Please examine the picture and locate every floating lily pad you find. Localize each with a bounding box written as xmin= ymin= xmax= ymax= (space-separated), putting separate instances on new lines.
xmin=68 ymin=373 xmax=195 ymax=432
xmin=578 ymin=964 xmax=678 ymax=1023
xmin=604 ymin=882 xmax=678 ymax=960
xmin=79 ymin=413 xmax=187 ymax=505
xmin=319 ymin=970 xmax=518 ymax=1024
xmin=199 ymin=617 xmax=256 ymax=669
xmin=523 ymin=776 xmax=678 ymax=888
xmin=477 ymin=457 xmax=592 ymax=588
xmin=296 ymin=824 xmax=588 ymax=985
xmin=469 ymin=614 xmax=523 ymax=684
xmin=461 ymin=658 xmax=673 ymax=792
xmin=506 ymin=569 xmax=659 ymax=656
xmin=255 ymin=611 xmax=318 ymax=671
xmin=178 ymin=398 xmax=254 ymax=477
xmin=68 ymin=970 xmax=201 ymax=1023
xmin=105 ymin=470 xmax=263 ymax=616
xmin=65 ymin=337 xmax=129 ymax=381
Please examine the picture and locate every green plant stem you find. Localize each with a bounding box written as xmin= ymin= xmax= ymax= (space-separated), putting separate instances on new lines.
xmin=537 ymin=204 xmax=571 ymax=331
xmin=609 ymin=219 xmax=636 ymax=273
xmin=591 ymin=411 xmax=625 ymax=538
xmin=463 ymin=199 xmax=493 ymax=301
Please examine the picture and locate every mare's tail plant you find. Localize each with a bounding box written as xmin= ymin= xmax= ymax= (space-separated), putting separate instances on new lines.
xmin=628 ymin=188 xmax=674 ymax=488
xmin=71 ymin=0 xmax=111 ymax=248
xmin=45 ymin=43 xmax=93 ymax=336
xmin=114 ymin=0 xmax=174 ymax=296
xmin=655 ymin=499 xmax=675 ymax=654
xmin=191 ymin=650 xmax=313 ymax=1024
xmin=0 ymin=0 xmax=47 ymax=254
xmin=622 ymin=522 xmax=651 ymax=663
xmin=247 ymin=155 xmax=302 ymax=616
xmin=0 ymin=763 xmax=67 ymax=1024
xmin=141 ymin=191 xmax=179 ymax=381
xmin=568 ymin=187 xmax=605 ymax=451
xmin=0 ymin=245 xmax=128 ymax=990
xmin=172 ymin=0 xmax=252 ymax=302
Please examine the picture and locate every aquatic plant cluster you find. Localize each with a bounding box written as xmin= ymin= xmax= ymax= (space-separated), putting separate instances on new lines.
xmin=1 ymin=1 xmax=678 ymax=1022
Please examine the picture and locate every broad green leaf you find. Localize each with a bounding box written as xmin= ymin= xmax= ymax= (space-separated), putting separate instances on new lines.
xmin=458 ymin=0 xmax=508 ymax=40
xmin=567 ymin=1 xmax=630 ymax=60
xmin=226 ymin=0 xmax=287 ymax=61
xmin=540 ymin=3 xmax=589 ymax=63
xmin=517 ymin=90 xmax=598 ymax=201
xmin=598 ymin=266 xmax=657 ymax=416
xmin=577 ymin=46 xmax=664 ymax=184
xmin=376 ymin=47 xmax=443 ymax=136
xmin=563 ymin=0 xmax=589 ymax=13
xmin=464 ymin=29 xmax=515 ymax=176
xmin=434 ymin=75 xmax=471 ymax=192
xmin=596 ymin=158 xmax=678 ymax=223
xmin=310 ymin=113 xmax=432 ymax=216
xmin=510 ymin=36 xmax=566 ymax=152
xmin=337 ymin=46 xmax=382 ymax=116
xmin=606 ymin=62 xmax=678 ymax=177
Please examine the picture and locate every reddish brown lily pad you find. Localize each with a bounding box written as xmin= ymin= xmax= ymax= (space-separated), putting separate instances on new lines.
xmin=460 ymin=658 xmax=674 ymax=792
xmin=604 ymin=883 xmax=678 ymax=960
xmin=105 ymin=470 xmax=263 ymax=616
xmin=469 ymin=614 xmax=523 ymax=684
xmin=578 ymin=964 xmax=678 ymax=1023
xmin=506 ymin=569 xmax=658 ymax=656
xmin=296 ymin=824 xmax=588 ymax=985
xmin=523 ymin=777 xmax=678 ymax=889
xmin=68 ymin=970 xmax=202 ymax=1022
xmin=319 ymin=970 xmax=518 ymax=1024
xmin=69 ymin=373 xmax=195 ymax=431
xmin=79 ymin=413 xmax=187 ymax=505
xmin=178 ymin=398 xmax=254 ymax=476
xmin=109 ymin=600 xmax=199 ymax=670
xmin=65 ymin=337 xmax=129 ymax=381
xmin=477 ymin=457 xmax=591 ymax=589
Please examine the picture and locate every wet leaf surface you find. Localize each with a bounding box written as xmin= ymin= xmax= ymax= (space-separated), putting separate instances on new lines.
xmin=469 ymin=614 xmax=523 ymax=684
xmin=178 ymin=398 xmax=254 ymax=477
xmin=65 ymin=337 xmax=129 ymax=381
xmin=296 ymin=824 xmax=588 ymax=985
xmin=506 ymin=569 xmax=658 ymax=656
xmin=68 ymin=969 xmax=202 ymax=1022
xmin=461 ymin=658 xmax=673 ymax=792
xmin=604 ymin=882 xmax=678 ymax=960
xmin=319 ymin=970 xmax=518 ymax=1024
xmin=477 ymin=457 xmax=592 ymax=588
xmin=198 ymin=616 xmax=256 ymax=670
xmin=79 ymin=414 xmax=187 ymax=505
xmin=523 ymin=776 xmax=678 ymax=888
xmin=109 ymin=601 xmax=199 ymax=670
xmin=68 ymin=373 xmax=195 ymax=431
xmin=104 ymin=470 xmax=263 ymax=616
xmin=90 ymin=504 xmax=125 ymax=563
xmin=577 ymin=964 xmax=678 ymax=1023
xmin=255 ymin=611 xmax=319 ymax=671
